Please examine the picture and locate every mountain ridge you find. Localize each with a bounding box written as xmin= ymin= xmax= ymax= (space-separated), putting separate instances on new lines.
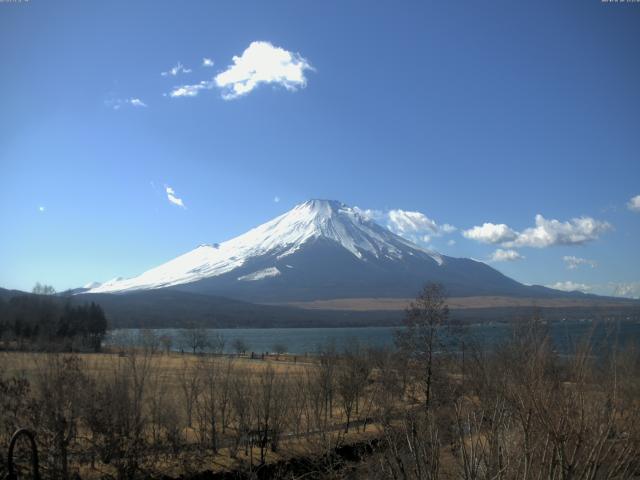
xmin=79 ymin=199 xmax=600 ymax=302
xmin=86 ymin=199 xmax=444 ymax=295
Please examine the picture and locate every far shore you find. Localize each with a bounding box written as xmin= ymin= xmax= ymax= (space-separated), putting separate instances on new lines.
xmin=271 ymin=295 xmax=640 ymax=311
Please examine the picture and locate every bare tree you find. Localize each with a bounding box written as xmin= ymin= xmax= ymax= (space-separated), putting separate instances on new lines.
xmin=395 ymin=283 xmax=449 ymax=412
xmin=229 ymin=368 xmax=252 ymax=458
xmin=337 ymin=342 xmax=371 ymax=432
xmin=179 ymin=326 xmax=210 ymax=354
xmin=210 ymin=332 xmax=226 ymax=354
xmin=139 ymin=329 xmax=160 ymax=354
xmin=0 ymin=367 xmax=31 ymax=480
xmin=159 ymin=334 xmax=173 ymax=355
xmin=32 ymin=282 xmax=56 ymax=295
xmin=376 ymin=410 xmax=441 ymax=480
xmin=146 ymin=355 xmax=171 ymax=452
xmin=32 ymin=354 xmax=87 ymax=479
xmin=232 ymin=338 xmax=249 ymax=356
xmin=82 ymin=349 xmax=153 ymax=480
xmin=178 ymin=359 xmax=201 ymax=429
xmin=195 ymin=356 xmax=223 ymax=454
xmin=251 ymin=365 xmax=289 ymax=463
xmin=289 ymin=373 xmax=308 ymax=438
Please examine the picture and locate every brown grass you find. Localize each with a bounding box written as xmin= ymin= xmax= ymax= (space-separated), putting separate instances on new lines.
xmin=0 ymin=349 xmax=393 ymax=479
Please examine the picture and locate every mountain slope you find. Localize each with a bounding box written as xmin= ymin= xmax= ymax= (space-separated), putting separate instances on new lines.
xmin=84 ymin=199 xmax=577 ymax=302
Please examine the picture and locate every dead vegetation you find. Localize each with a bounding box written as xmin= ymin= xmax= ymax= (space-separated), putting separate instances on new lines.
xmin=1 ymin=285 xmax=639 ymax=479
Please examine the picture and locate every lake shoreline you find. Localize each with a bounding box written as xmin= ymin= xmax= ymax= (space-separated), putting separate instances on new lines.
xmin=105 ymin=320 xmax=640 ymax=356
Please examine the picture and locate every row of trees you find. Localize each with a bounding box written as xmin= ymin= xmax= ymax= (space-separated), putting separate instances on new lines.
xmin=0 ymin=285 xmax=108 ymax=351
xmin=113 ymin=327 xmax=258 ymax=356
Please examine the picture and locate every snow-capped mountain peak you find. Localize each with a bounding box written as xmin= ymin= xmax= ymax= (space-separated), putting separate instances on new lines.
xmin=85 ymin=199 xmax=443 ymax=294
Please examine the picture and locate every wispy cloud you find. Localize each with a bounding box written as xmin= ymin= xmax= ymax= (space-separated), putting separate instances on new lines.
xmin=202 ymin=57 xmax=214 ymax=67
xmin=463 ymin=214 xmax=611 ymax=248
xmin=547 ymin=281 xmax=592 ymax=293
xmin=106 ymin=97 xmax=148 ymax=110
xmin=129 ymin=98 xmax=147 ymax=107
xmin=563 ymin=255 xmax=597 ymax=270
xmin=165 ymin=186 xmax=185 ymax=208
xmin=273 ymin=196 xmax=280 ymax=203
xmin=214 ymin=41 xmax=313 ymax=100
xmin=609 ymin=282 xmax=640 ymax=299
xmin=38 ymin=206 xmax=45 ymax=213
xmin=168 ymin=80 xmax=215 ymax=98
xmin=356 ymin=207 xmax=455 ymax=244
xmin=161 ymin=62 xmax=192 ymax=77
xmin=547 ymin=280 xmax=640 ymax=299
xmin=628 ymin=194 xmax=640 ymax=212
xmin=489 ymin=248 xmax=524 ymax=262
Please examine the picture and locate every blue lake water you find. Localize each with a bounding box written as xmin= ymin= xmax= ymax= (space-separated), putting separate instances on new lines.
xmin=107 ymin=320 xmax=640 ymax=355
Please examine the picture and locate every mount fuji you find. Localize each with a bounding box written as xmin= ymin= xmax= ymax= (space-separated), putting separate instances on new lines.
xmin=83 ymin=199 xmax=565 ymax=302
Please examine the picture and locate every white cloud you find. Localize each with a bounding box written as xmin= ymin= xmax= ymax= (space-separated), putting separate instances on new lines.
xmin=508 ymin=215 xmax=612 ymax=248
xmin=202 ymin=57 xmax=214 ymax=67
xmin=563 ymin=255 xmax=597 ymax=270
xmin=628 ymin=195 xmax=640 ymax=212
xmin=161 ymin=62 xmax=192 ymax=77
xmin=355 ymin=207 xmax=455 ymax=244
xmin=489 ymin=249 xmax=524 ymax=262
xmin=165 ymin=186 xmax=185 ymax=208
xmin=388 ymin=210 xmax=439 ymax=238
xmin=273 ymin=196 xmax=280 ymax=203
xmin=462 ymin=223 xmax=518 ymax=244
xmin=129 ymin=98 xmax=147 ymax=107
xmin=168 ymin=79 xmax=215 ymax=98
xmin=547 ymin=281 xmax=592 ymax=293
xmin=38 ymin=206 xmax=45 ymax=212
xmin=214 ymin=41 xmax=313 ymax=100
xmin=353 ymin=208 xmax=380 ymax=221
xmin=447 ymin=239 xmax=456 ymax=246
xmin=464 ymin=214 xmax=611 ymax=248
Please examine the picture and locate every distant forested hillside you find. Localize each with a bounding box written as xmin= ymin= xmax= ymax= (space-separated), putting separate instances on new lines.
xmin=0 ymin=286 xmax=107 ymax=351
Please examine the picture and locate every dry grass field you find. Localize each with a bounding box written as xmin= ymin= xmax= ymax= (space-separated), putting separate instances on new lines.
xmin=0 ymin=347 xmax=400 ymax=479
xmin=0 ymin=350 xmax=310 ymax=381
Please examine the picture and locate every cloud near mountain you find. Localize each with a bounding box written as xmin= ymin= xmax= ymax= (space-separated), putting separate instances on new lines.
xmin=355 ymin=207 xmax=455 ymax=244
xmin=463 ymin=214 xmax=611 ymax=248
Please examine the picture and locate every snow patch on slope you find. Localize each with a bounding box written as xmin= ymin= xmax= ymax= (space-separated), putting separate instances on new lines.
xmin=238 ymin=267 xmax=281 ymax=282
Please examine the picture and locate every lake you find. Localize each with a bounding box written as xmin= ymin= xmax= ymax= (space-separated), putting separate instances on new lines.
xmin=106 ymin=320 xmax=640 ymax=355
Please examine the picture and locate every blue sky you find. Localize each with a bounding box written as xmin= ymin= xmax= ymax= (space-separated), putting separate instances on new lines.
xmin=1 ymin=0 xmax=639 ymax=297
